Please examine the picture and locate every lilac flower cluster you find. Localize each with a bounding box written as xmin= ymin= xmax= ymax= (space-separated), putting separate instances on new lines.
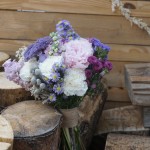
xmin=56 ymin=20 xmax=80 ymax=42
xmin=24 ymin=36 xmax=52 ymax=61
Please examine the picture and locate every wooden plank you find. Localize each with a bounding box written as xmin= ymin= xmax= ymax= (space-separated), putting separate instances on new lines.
xmin=143 ymin=107 xmax=150 ymax=128
xmin=105 ymin=133 xmax=150 ymax=150
xmin=0 ymin=52 xmax=9 ymax=66
xmin=104 ymin=101 xmax=132 ymax=110
xmin=0 ymin=0 xmax=149 ymax=17
xmin=0 ymin=11 xmax=149 ymax=45
xmin=107 ymin=87 xmax=131 ymax=102
xmin=0 ymin=40 xmax=150 ymax=62
xmin=109 ymin=44 xmax=150 ymax=62
xmin=132 ymin=83 xmax=150 ymax=90
xmin=130 ymin=76 xmax=150 ymax=83
xmin=96 ymin=105 xmax=148 ymax=134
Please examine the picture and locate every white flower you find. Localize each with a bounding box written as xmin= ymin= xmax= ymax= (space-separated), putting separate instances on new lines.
xmin=39 ymin=56 xmax=63 ymax=78
xmin=19 ymin=58 xmax=38 ymax=82
xmin=63 ymin=68 xmax=88 ymax=96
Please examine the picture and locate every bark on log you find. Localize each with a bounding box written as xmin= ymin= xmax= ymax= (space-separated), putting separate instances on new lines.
xmin=0 ymin=72 xmax=30 ymax=106
xmin=79 ymin=89 xmax=107 ymax=149
xmin=125 ymin=63 xmax=150 ymax=106
xmin=96 ymin=105 xmax=149 ymax=135
xmin=105 ymin=133 xmax=150 ymax=150
xmin=1 ymin=100 xmax=62 ymax=150
xmin=0 ymin=115 xmax=13 ymax=150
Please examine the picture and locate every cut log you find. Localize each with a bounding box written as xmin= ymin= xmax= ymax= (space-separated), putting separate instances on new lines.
xmin=0 ymin=52 xmax=9 ymax=66
xmin=79 ymin=89 xmax=107 ymax=149
xmin=105 ymin=133 xmax=150 ymax=150
xmin=0 ymin=115 xmax=13 ymax=150
xmin=1 ymin=100 xmax=62 ymax=150
xmin=96 ymin=105 xmax=149 ymax=135
xmin=125 ymin=63 xmax=150 ymax=106
xmin=0 ymin=72 xmax=30 ymax=106
xmin=0 ymin=142 xmax=11 ymax=150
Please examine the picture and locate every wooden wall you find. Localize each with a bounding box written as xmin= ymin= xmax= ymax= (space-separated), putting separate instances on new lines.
xmin=0 ymin=0 xmax=149 ymax=106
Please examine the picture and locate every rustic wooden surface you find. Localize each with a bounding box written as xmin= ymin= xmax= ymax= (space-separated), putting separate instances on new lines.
xmin=143 ymin=107 xmax=150 ymax=128
xmin=105 ymin=133 xmax=150 ymax=150
xmin=1 ymin=100 xmax=62 ymax=150
xmin=79 ymin=89 xmax=107 ymax=149
xmin=0 ymin=72 xmax=30 ymax=106
xmin=96 ymin=105 xmax=148 ymax=135
xmin=125 ymin=63 xmax=150 ymax=106
xmin=0 ymin=52 xmax=9 ymax=66
xmin=0 ymin=115 xmax=13 ymax=150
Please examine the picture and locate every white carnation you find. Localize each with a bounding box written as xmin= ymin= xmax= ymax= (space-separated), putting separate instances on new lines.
xmin=39 ymin=56 xmax=63 ymax=78
xmin=63 ymin=68 xmax=88 ymax=96
xmin=19 ymin=58 xmax=38 ymax=82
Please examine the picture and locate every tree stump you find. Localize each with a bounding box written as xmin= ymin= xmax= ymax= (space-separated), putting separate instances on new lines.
xmin=125 ymin=63 xmax=150 ymax=106
xmin=0 ymin=115 xmax=13 ymax=150
xmin=1 ymin=100 xmax=62 ymax=150
xmin=0 ymin=52 xmax=9 ymax=68
xmin=79 ymin=88 xmax=107 ymax=149
xmin=105 ymin=133 xmax=150 ymax=150
xmin=0 ymin=72 xmax=30 ymax=106
xmin=96 ymin=105 xmax=149 ymax=135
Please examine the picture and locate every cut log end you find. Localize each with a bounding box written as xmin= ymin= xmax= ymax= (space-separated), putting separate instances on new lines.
xmin=0 ymin=72 xmax=30 ymax=106
xmin=2 ymin=100 xmax=62 ymax=150
xmin=0 ymin=52 xmax=9 ymax=66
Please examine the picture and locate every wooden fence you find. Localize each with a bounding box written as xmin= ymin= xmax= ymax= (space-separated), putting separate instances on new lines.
xmin=0 ymin=0 xmax=150 ymax=107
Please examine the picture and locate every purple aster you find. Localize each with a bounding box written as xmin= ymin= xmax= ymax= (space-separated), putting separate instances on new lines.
xmin=53 ymin=83 xmax=63 ymax=95
xmin=101 ymin=44 xmax=110 ymax=51
xmin=38 ymin=53 xmax=47 ymax=63
xmin=87 ymin=56 xmax=98 ymax=64
xmin=51 ymin=72 xmax=60 ymax=82
xmin=93 ymin=60 xmax=103 ymax=72
xmin=85 ymin=69 xmax=92 ymax=79
xmin=48 ymin=93 xmax=56 ymax=102
xmin=103 ymin=61 xmax=113 ymax=71
xmin=56 ymin=20 xmax=79 ymax=41
xmin=24 ymin=36 xmax=52 ymax=61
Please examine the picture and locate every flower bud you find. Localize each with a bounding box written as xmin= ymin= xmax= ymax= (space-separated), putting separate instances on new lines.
xmin=40 ymin=83 xmax=46 ymax=89
xmin=36 ymin=79 xmax=41 ymax=85
xmin=34 ymin=69 xmax=41 ymax=75
xmin=31 ymin=76 xmax=36 ymax=84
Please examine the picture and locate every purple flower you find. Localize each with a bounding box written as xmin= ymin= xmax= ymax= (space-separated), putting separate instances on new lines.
xmin=85 ymin=69 xmax=92 ymax=79
xmin=53 ymin=83 xmax=63 ymax=95
xmin=51 ymin=72 xmax=60 ymax=82
xmin=90 ymin=38 xmax=110 ymax=51
xmin=24 ymin=36 xmax=52 ymax=61
xmin=48 ymin=93 xmax=56 ymax=102
xmin=87 ymin=56 xmax=98 ymax=64
xmin=56 ymin=20 xmax=79 ymax=41
xmin=103 ymin=61 xmax=113 ymax=71
xmin=93 ymin=60 xmax=103 ymax=72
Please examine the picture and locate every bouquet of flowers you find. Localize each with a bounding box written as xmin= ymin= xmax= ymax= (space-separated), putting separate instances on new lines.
xmin=3 ymin=20 xmax=112 ymax=149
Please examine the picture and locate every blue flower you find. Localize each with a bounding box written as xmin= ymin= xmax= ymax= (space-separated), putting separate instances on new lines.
xmin=48 ymin=93 xmax=56 ymax=102
xmin=51 ymin=72 xmax=60 ymax=82
xmin=24 ymin=36 xmax=52 ymax=61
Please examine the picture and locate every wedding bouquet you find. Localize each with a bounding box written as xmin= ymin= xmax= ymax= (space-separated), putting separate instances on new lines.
xmin=3 ymin=20 xmax=112 ymax=149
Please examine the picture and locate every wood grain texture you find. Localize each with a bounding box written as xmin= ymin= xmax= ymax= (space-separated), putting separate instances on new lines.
xmin=125 ymin=63 xmax=150 ymax=106
xmin=143 ymin=107 xmax=150 ymax=128
xmin=96 ymin=105 xmax=148 ymax=134
xmin=2 ymin=100 xmax=62 ymax=150
xmin=0 ymin=11 xmax=149 ymax=45
xmin=0 ymin=52 xmax=9 ymax=66
xmin=105 ymin=133 xmax=150 ymax=150
xmin=0 ymin=0 xmax=149 ymax=17
xmin=0 ymin=72 xmax=30 ymax=106
xmin=0 ymin=115 xmax=13 ymax=150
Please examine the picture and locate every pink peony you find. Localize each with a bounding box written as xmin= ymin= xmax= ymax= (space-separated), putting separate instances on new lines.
xmin=63 ymin=38 xmax=93 ymax=69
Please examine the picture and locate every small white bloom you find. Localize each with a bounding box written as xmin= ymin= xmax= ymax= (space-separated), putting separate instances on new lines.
xmin=63 ymin=68 xmax=88 ymax=96
xmin=39 ymin=56 xmax=63 ymax=78
xmin=19 ymin=58 xmax=38 ymax=82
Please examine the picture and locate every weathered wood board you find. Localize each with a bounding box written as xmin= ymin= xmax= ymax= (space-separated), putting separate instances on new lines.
xmin=105 ymin=133 xmax=150 ymax=150
xmin=125 ymin=63 xmax=150 ymax=106
xmin=0 ymin=52 xmax=9 ymax=66
xmin=1 ymin=100 xmax=62 ymax=150
xmin=143 ymin=107 xmax=150 ymax=128
xmin=96 ymin=105 xmax=148 ymax=135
